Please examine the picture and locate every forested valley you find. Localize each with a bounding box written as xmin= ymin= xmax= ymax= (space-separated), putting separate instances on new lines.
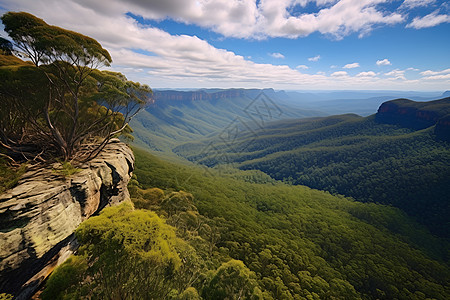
xmin=175 ymin=99 xmax=450 ymax=238
xmin=0 ymin=10 xmax=449 ymax=300
xmin=42 ymin=148 xmax=450 ymax=299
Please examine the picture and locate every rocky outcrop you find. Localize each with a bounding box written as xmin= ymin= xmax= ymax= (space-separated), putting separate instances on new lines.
xmin=0 ymin=139 xmax=134 ymax=299
xmin=375 ymin=97 xmax=450 ymax=140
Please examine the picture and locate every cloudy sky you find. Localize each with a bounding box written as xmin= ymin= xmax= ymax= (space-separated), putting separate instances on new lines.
xmin=1 ymin=0 xmax=449 ymax=91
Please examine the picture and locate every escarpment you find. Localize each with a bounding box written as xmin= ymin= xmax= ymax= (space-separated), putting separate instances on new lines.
xmin=376 ymin=97 xmax=450 ymax=140
xmin=0 ymin=139 xmax=134 ymax=299
xmin=152 ymin=89 xmax=246 ymax=106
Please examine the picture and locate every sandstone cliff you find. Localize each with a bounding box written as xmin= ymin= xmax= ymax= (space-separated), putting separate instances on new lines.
xmin=0 ymin=139 xmax=134 ymax=299
xmin=152 ymin=89 xmax=246 ymax=106
xmin=375 ymin=97 xmax=450 ymax=140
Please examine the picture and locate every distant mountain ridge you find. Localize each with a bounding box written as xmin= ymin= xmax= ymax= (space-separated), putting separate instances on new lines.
xmin=131 ymin=88 xmax=325 ymax=153
xmin=153 ymin=89 xmax=246 ymax=104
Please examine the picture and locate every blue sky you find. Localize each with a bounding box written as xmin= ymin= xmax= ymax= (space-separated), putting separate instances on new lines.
xmin=1 ymin=0 xmax=450 ymax=91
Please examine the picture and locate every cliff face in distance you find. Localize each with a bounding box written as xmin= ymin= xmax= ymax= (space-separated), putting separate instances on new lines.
xmin=376 ymin=97 xmax=450 ymax=140
xmin=0 ymin=139 xmax=134 ymax=299
xmin=152 ymin=89 xmax=246 ymax=105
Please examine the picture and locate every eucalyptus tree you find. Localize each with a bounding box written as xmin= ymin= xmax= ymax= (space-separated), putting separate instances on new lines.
xmin=0 ymin=12 xmax=151 ymax=161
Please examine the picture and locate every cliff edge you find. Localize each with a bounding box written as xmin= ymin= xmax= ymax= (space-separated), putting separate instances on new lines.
xmin=0 ymin=139 xmax=134 ymax=299
xmin=376 ymin=97 xmax=450 ymax=140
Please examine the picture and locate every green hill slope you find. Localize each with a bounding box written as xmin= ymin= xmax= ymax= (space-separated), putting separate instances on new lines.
xmin=174 ymin=98 xmax=450 ymax=238
xmin=130 ymin=89 xmax=326 ymax=153
xmin=129 ymin=147 xmax=449 ymax=299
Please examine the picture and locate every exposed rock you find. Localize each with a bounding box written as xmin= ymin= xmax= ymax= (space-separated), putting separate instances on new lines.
xmin=0 ymin=139 xmax=134 ymax=299
xmin=375 ymin=97 xmax=450 ymax=140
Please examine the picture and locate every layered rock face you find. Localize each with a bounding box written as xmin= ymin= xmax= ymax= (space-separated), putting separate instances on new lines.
xmin=0 ymin=139 xmax=134 ymax=299
xmin=376 ymin=97 xmax=450 ymax=140
xmin=153 ymin=89 xmax=246 ymax=105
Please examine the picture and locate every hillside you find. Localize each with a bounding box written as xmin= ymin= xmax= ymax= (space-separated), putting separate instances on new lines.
xmin=174 ymin=98 xmax=450 ymax=237
xmin=130 ymin=89 xmax=326 ymax=152
xmin=39 ymin=147 xmax=450 ymax=299
xmin=130 ymin=148 xmax=449 ymax=299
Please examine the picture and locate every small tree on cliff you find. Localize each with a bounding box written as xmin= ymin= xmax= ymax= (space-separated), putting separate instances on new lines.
xmin=0 ymin=12 xmax=151 ymax=162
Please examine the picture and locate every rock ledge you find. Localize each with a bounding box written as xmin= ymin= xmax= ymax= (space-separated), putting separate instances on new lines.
xmin=0 ymin=139 xmax=134 ymax=299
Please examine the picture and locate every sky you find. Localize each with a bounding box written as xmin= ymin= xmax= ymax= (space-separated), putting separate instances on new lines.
xmin=1 ymin=0 xmax=449 ymax=91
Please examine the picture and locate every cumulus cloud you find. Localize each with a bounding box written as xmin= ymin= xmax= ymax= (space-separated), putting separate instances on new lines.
xmin=422 ymin=73 xmax=450 ymax=80
xmin=1 ymin=0 xmax=448 ymax=90
xmin=331 ymin=71 xmax=349 ymax=77
xmin=385 ymin=69 xmax=406 ymax=80
xmin=69 ymin=0 xmax=405 ymax=39
xmin=308 ymin=55 xmax=321 ymax=62
xmin=270 ymin=52 xmax=285 ymax=59
xmin=296 ymin=65 xmax=309 ymax=69
xmin=357 ymin=71 xmax=377 ymax=77
xmin=376 ymin=59 xmax=391 ymax=66
xmin=420 ymin=68 xmax=450 ymax=76
xmin=258 ymin=0 xmax=404 ymax=39
xmin=406 ymin=10 xmax=450 ymax=29
xmin=343 ymin=62 xmax=360 ymax=69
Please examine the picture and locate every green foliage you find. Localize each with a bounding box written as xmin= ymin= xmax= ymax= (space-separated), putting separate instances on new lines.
xmin=176 ymin=114 xmax=450 ymax=238
xmin=0 ymin=158 xmax=26 ymax=193
xmin=178 ymin=287 xmax=201 ymax=300
xmin=1 ymin=12 xmax=111 ymax=67
xmin=0 ymin=12 xmax=151 ymax=161
xmin=0 ymin=293 xmax=13 ymax=300
xmin=43 ymin=202 xmax=203 ymax=299
xmin=203 ymin=259 xmax=262 ymax=300
xmin=51 ymin=161 xmax=80 ymax=177
xmin=41 ymin=255 xmax=88 ymax=300
xmin=131 ymin=147 xmax=449 ymax=299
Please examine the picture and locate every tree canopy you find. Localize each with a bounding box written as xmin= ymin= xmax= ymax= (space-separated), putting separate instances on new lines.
xmin=0 ymin=12 xmax=151 ymax=162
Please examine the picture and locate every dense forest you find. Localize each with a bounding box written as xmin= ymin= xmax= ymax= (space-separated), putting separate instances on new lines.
xmin=175 ymin=109 xmax=450 ymax=238
xmin=42 ymin=148 xmax=449 ymax=299
xmin=1 ymin=11 xmax=449 ymax=300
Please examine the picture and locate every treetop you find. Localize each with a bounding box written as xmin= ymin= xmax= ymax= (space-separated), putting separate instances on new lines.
xmin=1 ymin=11 xmax=111 ymax=66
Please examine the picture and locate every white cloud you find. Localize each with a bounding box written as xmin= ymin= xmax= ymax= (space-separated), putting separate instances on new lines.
xmin=420 ymin=68 xmax=450 ymax=76
xmin=270 ymin=52 xmax=285 ymax=59
xmin=400 ymin=0 xmax=436 ymax=9
xmin=258 ymin=0 xmax=404 ymax=39
xmin=385 ymin=69 xmax=406 ymax=80
xmin=406 ymin=67 xmax=419 ymax=71
xmin=1 ymin=0 xmax=448 ymax=90
xmin=343 ymin=62 xmax=360 ymax=69
xmin=406 ymin=10 xmax=450 ymax=29
xmin=296 ymin=65 xmax=309 ymax=69
xmin=376 ymin=58 xmax=391 ymax=66
xmin=422 ymin=73 xmax=450 ymax=81
xmin=356 ymin=71 xmax=376 ymax=77
xmin=331 ymin=71 xmax=349 ymax=77
xmin=308 ymin=55 xmax=321 ymax=62
xmin=42 ymin=0 xmax=405 ymax=39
